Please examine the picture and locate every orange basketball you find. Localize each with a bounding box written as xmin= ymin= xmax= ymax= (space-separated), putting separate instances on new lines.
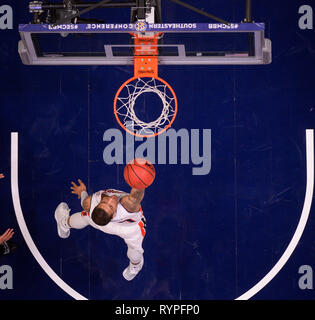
xmin=124 ymin=158 xmax=155 ymax=189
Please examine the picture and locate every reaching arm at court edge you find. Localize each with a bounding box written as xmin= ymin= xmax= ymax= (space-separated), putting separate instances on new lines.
xmin=70 ymin=179 xmax=91 ymax=211
xmin=0 ymin=229 xmax=14 ymax=245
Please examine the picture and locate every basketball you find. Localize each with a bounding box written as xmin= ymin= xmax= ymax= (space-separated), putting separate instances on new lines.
xmin=124 ymin=158 xmax=156 ymax=189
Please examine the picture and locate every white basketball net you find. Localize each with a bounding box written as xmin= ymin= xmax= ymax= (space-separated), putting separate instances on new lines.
xmin=115 ymin=77 xmax=177 ymax=137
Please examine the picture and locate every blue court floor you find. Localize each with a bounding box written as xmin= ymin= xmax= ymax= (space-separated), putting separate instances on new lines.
xmin=0 ymin=0 xmax=315 ymax=300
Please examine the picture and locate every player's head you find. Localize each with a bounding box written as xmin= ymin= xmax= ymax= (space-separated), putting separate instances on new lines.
xmin=91 ymin=195 xmax=119 ymax=226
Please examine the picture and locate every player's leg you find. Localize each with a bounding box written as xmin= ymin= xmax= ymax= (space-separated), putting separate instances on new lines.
xmin=122 ymin=217 xmax=146 ymax=281
xmin=123 ymin=236 xmax=144 ymax=281
xmin=55 ymin=202 xmax=89 ymax=239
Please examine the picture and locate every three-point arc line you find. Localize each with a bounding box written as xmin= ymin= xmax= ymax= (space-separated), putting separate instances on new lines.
xmin=11 ymin=132 xmax=87 ymax=300
xmin=10 ymin=130 xmax=314 ymax=300
xmin=236 ymin=129 xmax=314 ymax=300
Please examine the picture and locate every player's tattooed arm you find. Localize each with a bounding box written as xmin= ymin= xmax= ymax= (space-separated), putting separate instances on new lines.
xmin=121 ymin=188 xmax=145 ymax=212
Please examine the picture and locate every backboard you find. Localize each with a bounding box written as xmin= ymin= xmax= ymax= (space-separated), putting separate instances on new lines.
xmin=18 ymin=0 xmax=272 ymax=137
xmin=19 ymin=22 xmax=271 ymax=66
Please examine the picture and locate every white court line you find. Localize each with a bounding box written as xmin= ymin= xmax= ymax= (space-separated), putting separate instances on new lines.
xmin=236 ymin=129 xmax=314 ymax=300
xmin=11 ymin=130 xmax=314 ymax=300
xmin=11 ymin=132 xmax=88 ymax=300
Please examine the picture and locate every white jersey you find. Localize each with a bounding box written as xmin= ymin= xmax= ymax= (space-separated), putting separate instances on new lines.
xmin=88 ymin=188 xmax=143 ymax=227
xmin=83 ymin=188 xmax=146 ymax=254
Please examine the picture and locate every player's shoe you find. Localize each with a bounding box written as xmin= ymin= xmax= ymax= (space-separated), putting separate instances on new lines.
xmin=123 ymin=258 xmax=144 ymax=281
xmin=54 ymin=202 xmax=70 ymax=239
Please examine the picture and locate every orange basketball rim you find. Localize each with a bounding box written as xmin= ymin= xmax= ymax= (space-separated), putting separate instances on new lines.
xmin=113 ymin=33 xmax=178 ymax=138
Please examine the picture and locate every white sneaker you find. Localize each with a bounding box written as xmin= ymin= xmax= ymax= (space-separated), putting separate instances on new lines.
xmin=123 ymin=258 xmax=144 ymax=281
xmin=54 ymin=202 xmax=70 ymax=239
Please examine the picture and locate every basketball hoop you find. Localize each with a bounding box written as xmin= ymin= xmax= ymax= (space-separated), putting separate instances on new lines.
xmin=113 ymin=33 xmax=178 ymax=138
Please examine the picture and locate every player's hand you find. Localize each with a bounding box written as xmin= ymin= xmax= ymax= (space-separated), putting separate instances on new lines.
xmin=0 ymin=229 xmax=14 ymax=245
xmin=70 ymin=179 xmax=87 ymax=199
xmin=0 ymin=173 xmax=4 ymax=179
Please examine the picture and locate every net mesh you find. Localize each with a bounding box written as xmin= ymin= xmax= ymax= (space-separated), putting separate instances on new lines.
xmin=115 ymin=77 xmax=177 ymax=137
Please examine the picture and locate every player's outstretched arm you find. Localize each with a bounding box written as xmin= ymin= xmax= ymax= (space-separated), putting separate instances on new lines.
xmin=121 ymin=188 xmax=145 ymax=212
xmin=82 ymin=195 xmax=92 ymax=211
xmin=70 ymin=179 xmax=91 ymax=211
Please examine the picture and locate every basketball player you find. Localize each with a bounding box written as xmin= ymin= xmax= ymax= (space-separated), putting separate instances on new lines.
xmin=54 ymin=179 xmax=147 ymax=281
